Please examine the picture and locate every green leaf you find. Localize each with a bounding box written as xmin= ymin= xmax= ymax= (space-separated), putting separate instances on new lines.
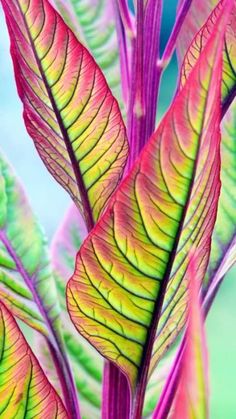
xmin=0 ymin=301 xmax=68 ymax=418
xmin=0 ymin=151 xmax=60 ymax=337
xmin=51 ymin=205 xmax=102 ymax=418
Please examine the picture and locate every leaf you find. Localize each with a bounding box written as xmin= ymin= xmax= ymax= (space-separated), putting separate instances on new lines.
xmin=150 ymin=3 xmax=236 ymax=376
xmin=206 ymin=102 xmax=236 ymax=282
xmin=67 ymin=3 xmax=228 ymax=393
xmin=2 ymin=0 xmax=128 ymax=229
xmin=55 ymin=0 xmax=123 ymax=108
xmin=178 ymin=0 xmax=236 ymax=109
xmin=0 ymin=301 xmax=68 ymax=418
xmin=51 ymin=204 xmax=102 ymax=418
xmin=203 ymin=101 xmax=236 ymax=309
xmin=171 ymin=255 xmax=208 ymax=419
xmin=0 ymin=151 xmax=60 ymax=337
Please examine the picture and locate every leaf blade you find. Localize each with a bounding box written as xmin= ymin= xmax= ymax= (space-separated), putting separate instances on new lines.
xmin=0 ymin=301 xmax=68 ymax=418
xmin=67 ymin=2 xmax=229 ymax=393
xmin=178 ymin=0 xmax=236 ymax=108
xmin=172 ymin=255 xmax=208 ymax=419
xmin=0 ymin=151 xmax=60 ymax=337
xmin=2 ymin=0 xmax=128 ymax=228
xmin=56 ymin=0 xmax=123 ymax=109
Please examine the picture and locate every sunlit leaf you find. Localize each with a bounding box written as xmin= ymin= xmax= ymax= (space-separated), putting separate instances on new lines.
xmin=0 ymin=151 xmax=60 ymax=337
xmin=2 ymin=0 xmax=128 ymax=229
xmin=67 ymin=4 xmax=228 ymax=393
xmin=171 ymin=255 xmax=208 ymax=419
xmin=55 ymin=0 xmax=123 ymax=108
xmin=51 ymin=204 xmax=102 ymax=418
xmin=150 ymin=1 xmax=236 ymax=375
xmin=0 ymin=301 xmax=68 ymax=418
xmin=178 ymin=0 xmax=236 ymax=109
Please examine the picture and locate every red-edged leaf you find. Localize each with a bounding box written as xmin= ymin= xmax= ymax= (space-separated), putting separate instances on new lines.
xmin=172 ymin=254 xmax=208 ymax=419
xmin=66 ymin=1 xmax=231 ymax=396
xmin=1 ymin=0 xmax=128 ymax=230
xmin=149 ymin=0 xmax=236 ymax=376
xmin=178 ymin=0 xmax=236 ymax=109
xmin=0 ymin=301 xmax=68 ymax=418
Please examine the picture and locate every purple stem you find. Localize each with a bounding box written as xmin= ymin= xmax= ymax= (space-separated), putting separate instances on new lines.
xmin=116 ymin=0 xmax=135 ymax=37
xmin=102 ymin=362 xmax=131 ymax=419
xmin=143 ymin=0 xmax=163 ymax=143
xmin=127 ymin=0 xmax=145 ymax=169
xmin=112 ymin=0 xmax=131 ymax=107
xmin=127 ymin=0 xmax=163 ymax=169
xmin=0 ymin=230 xmax=80 ymax=418
xmin=152 ymin=340 xmax=185 ymax=419
xmin=160 ymin=0 xmax=193 ymax=67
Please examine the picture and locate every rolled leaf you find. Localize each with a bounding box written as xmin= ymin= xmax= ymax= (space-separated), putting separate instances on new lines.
xmin=67 ymin=3 xmax=228 ymax=393
xmin=55 ymin=0 xmax=123 ymax=108
xmin=178 ymin=0 xmax=236 ymax=109
xmin=171 ymin=255 xmax=208 ymax=419
xmin=51 ymin=204 xmax=102 ymax=418
xmin=1 ymin=0 xmax=128 ymax=230
xmin=0 ymin=151 xmax=60 ymax=337
xmin=0 ymin=301 xmax=68 ymax=418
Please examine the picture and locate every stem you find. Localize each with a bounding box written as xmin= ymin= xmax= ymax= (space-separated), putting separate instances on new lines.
xmin=116 ymin=0 xmax=135 ymax=38
xmin=112 ymin=0 xmax=131 ymax=107
xmin=152 ymin=341 xmax=185 ymax=419
xmin=102 ymin=362 xmax=131 ymax=419
xmin=127 ymin=0 xmax=145 ymax=168
xmin=127 ymin=0 xmax=163 ymax=169
xmin=47 ymin=339 xmax=80 ymax=417
xmin=160 ymin=0 xmax=193 ymax=67
xmin=143 ymin=0 xmax=163 ymax=143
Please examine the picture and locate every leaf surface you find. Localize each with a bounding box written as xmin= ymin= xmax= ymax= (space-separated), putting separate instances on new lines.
xmin=0 ymin=151 xmax=60 ymax=337
xmin=172 ymin=255 xmax=208 ymax=419
xmin=150 ymin=2 xmax=236 ymax=375
xmin=55 ymin=0 xmax=123 ymax=108
xmin=178 ymin=0 xmax=236 ymax=109
xmin=2 ymin=0 xmax=128 ymax=229
xmin=206 ymin=103 xmax=236 ymax=282
xmin=67 ymin=4 xmax=228 ymax=392
xmin=0 ymin=301 xmax=68 ymax=418
xmin=51 ymin=205 xmax=102 ymax=418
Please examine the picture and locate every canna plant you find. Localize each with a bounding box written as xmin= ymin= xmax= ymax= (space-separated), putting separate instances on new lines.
xmin=0 ymin=0 xmax=236 ymax=417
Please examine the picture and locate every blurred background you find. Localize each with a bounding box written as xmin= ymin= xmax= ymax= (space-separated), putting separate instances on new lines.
xmin=0 ymin=1 xmax=235 ymax=417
